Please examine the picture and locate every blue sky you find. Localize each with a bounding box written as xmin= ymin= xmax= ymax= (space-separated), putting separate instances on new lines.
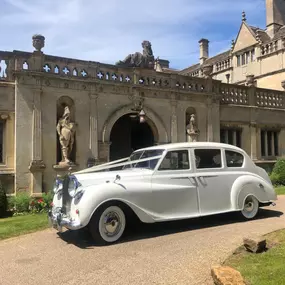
xmin=1 ymin=0 xmax=266 ymax=70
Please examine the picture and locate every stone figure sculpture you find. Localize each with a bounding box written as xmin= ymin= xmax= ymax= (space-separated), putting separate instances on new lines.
xmin=116 ymin=40 xmax=155 ymax=68
xmin=32 ymin=34 xmax=45 ymax=52
xmin=56 ymin=106 xmax=76 ymax=164
xmin=186 ymin=114 xmax=199 ymax=142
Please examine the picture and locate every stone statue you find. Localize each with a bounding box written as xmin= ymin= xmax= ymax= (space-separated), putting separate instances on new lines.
xmin=186 ymin=114 xmax=199 ymax=142
xmin=56 ymin=106 xmax=76 ymax=164
xmin=116 ymin=40 xmax=155 ymax=68
xmin=32 ymin=34 xmax=45 ymax=52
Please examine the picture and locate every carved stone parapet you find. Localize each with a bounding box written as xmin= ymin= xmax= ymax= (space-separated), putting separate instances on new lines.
xmin=29 ymin=160 xmax=46 ymax=172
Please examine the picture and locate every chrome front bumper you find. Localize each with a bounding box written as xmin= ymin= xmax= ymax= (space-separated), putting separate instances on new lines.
xmin=48 ymin=209 xmax=82 ymax=232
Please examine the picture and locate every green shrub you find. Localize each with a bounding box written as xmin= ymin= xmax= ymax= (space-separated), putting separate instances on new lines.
xmin=0 ymin=181 xmax=8 ymax=218
xmin=10 ymin=192 xmax=32 ymax=213
xmin=272 ymin=158 xmax=285 ymax=175
xmin=42 ymin=191 xmax=53 ymax=208
xmin=270 ymin=172 xmax=281 ymax=186
xmin=270 ymin=158 xmax=285 ymax=185
xmin=30 ymin=191 xmax=53 ymax=213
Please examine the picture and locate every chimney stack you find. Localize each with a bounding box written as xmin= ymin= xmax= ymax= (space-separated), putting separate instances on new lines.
xmin=199 ymin=39 xmax=209 ymax=65
xmin=266 ymin=0 xmax=285 ymax=38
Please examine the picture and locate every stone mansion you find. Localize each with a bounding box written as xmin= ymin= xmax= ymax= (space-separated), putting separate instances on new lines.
xmin=175 ymin=0 xmax=285 ymax=91
xmin=1 ymin=1 xmax=285 ymax=196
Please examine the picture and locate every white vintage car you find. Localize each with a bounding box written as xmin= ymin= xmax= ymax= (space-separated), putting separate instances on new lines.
xmin=48 ymin=142 xmax=277 ymax=245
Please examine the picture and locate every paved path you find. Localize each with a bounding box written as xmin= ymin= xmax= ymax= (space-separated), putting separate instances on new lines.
xmin=1 ymin=196 xmax=284 ymax=285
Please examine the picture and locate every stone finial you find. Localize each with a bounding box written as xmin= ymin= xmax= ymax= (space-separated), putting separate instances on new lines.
xmin=202 ymin=64 xmax=213 ymax=78
xmin=32 ymin=34 xmax=45 ymax=52
xmin=242 ymin=11 xmax=246 ymax=22
xmin=246 ymin=74 xmax=255 ymax=86
xmin=231 ymin=39 xmax=235 ymax=50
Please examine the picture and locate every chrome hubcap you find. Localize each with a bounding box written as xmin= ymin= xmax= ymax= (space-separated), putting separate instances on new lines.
xmin=103 ymin=211 xmax=121 ymax=237
xmin=244 ymin=200 xmax=254 ymax=212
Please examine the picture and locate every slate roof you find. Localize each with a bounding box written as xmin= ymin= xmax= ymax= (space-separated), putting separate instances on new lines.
xmin=161 ymin=67 xmax=179 ymax=74
xmin=179 ymin=50 xmax=231 ymax=75
xmin=178 ymin=21 xmax=285 ymax=76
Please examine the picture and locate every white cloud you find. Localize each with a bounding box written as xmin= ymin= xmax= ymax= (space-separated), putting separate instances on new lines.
xmin=1 ymin=0 xmax=266 ymax=69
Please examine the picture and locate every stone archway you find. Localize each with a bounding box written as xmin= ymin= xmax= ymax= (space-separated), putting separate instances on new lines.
xmin=102 ymin=104 xmax=169 ymax=160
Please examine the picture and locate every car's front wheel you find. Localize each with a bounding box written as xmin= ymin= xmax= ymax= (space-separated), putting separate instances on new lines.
xmin=241 ymin=195 xmax=259 ymax=219
xmin=89 ymin=204 xmax=126 ymax=245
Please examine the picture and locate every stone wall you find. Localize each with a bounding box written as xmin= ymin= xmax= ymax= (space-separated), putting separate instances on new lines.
xmin=1 ymin=37 xmax=285 ymax=195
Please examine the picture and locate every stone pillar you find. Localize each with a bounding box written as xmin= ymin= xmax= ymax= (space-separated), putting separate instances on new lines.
xmin=206 ymin=95 xmax=220 ymax=142
xmin=206 ymin=97 xmax=213 ymax=142
xmin=170 ymin=98 xmax=178 ymax=143
xmin=233 ymin=130 xmax=237 ymax=146
xmin=29 ymin=89 xmax=46 ymax=196
xmin=264 ymin=131 xmax=268 ymax=157
xmin=250 ymin=122 xmax=258 ymax=160
xmin=89 ymin=93 xmax=99 ymax=165
xmin=98 ymin=141 xmax=111 ymax=163
xmin=278 ymin=129 xmax=285 ymax=157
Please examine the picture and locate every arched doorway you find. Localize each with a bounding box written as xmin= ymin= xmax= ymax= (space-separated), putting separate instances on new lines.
xmin=109 ymin=114 xmax=155 ymax=161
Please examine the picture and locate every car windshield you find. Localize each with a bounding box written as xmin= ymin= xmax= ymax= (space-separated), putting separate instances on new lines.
xmin=123 ymin=149 xmax=164 ymax=170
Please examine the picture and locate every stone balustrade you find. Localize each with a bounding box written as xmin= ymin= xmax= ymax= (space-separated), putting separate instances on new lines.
xmin=220 ymin=83 xmax=249 ymax=105
xmin=1 ymin=50 xmax=285 ymax=109
xmin=260 ymin=40 xmax=279 ymax=57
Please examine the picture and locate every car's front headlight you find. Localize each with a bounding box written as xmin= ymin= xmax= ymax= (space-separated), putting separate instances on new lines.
xmin=53 ymin=178 xmax=63 ymax=194
xmin=68 ymin=175 xmax=81 ymax=198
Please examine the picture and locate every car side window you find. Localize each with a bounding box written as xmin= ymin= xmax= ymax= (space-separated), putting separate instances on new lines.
xmin=158 ymin=150 xmax=190 ymax=170
xmin=225 ymin=150 xmax=244 ymax=167
xmin=194 ymin=149 xmax=222 ymax=169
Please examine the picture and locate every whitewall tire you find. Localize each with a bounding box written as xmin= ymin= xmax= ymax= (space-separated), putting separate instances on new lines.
xmin=241 ymin=195 xmax=259 ymax=219
xmin=89 ymin=204 xmax=126 ymax=245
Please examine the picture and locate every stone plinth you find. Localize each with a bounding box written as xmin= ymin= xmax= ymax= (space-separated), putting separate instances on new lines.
xmin=53 ymin=162 xmax=78 ymax=176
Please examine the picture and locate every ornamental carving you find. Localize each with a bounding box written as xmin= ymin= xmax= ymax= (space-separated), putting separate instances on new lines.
xmin=116 ymin=41 xmax=155 ymax=69
xmin=56 ymin=106 xmax=76 ymax=165
xmin=32 ymin=34 xmax=45 ymax=52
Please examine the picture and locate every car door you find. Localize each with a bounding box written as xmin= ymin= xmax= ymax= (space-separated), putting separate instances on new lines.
xmin=192 ymin=147 xmax=233 ymax=216
xmin=151 ymin=148 xmax=199 ymax=221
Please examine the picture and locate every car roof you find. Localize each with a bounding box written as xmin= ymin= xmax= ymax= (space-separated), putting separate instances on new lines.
xmin=134 ymin=142 xmax=245 ymax=153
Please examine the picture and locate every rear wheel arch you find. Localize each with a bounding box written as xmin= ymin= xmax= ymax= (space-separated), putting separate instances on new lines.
xmin=230 ymin=178 xmax=261 ymax=210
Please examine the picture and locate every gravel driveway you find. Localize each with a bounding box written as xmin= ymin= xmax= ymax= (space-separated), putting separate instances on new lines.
xmin=0 ymin=196 xmax=284 ymax=285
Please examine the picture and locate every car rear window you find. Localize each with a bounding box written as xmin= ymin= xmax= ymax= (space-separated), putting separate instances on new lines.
xmin=225 ymin=150 xmax=244 ymax=167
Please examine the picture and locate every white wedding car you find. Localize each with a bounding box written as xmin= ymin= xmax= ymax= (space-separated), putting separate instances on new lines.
xmin=48 ymin=142 xmax=277 ymax=245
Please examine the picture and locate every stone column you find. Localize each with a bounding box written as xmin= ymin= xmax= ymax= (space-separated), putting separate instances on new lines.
xmin=88 ymin=93 xmax=99 ymax=166
xmin=264 ymin=131 xmax=268 ymax=157
xmin=250 ymin=122 xmax=258 ymax=160
xmin=206 ymin=95 xmax=220 ymax=142
xmin=170 ymin=98 xmax=178 ymax=143
xmin=29 ymin=89 xmax=46 ymax=196
xmin=206 ymin=97 xmax=213 ymax=142
xmin=233 ymin=130 xmax=237 ymax=146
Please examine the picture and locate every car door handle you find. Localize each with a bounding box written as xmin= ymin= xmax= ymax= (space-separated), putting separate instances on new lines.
xmin=197 ymin=175 xmax=218 ymax=178
xmin=171 ymin=177 xmax=191 ymax=180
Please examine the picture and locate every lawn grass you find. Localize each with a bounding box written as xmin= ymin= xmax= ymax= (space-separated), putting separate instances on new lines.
xmin=224 ymin=229 xmax=285 ymax=285
xmin=0 ymin=213 xmax=49 ymax=240
xmin=275 ymin=186 xmax=285 ymax=195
